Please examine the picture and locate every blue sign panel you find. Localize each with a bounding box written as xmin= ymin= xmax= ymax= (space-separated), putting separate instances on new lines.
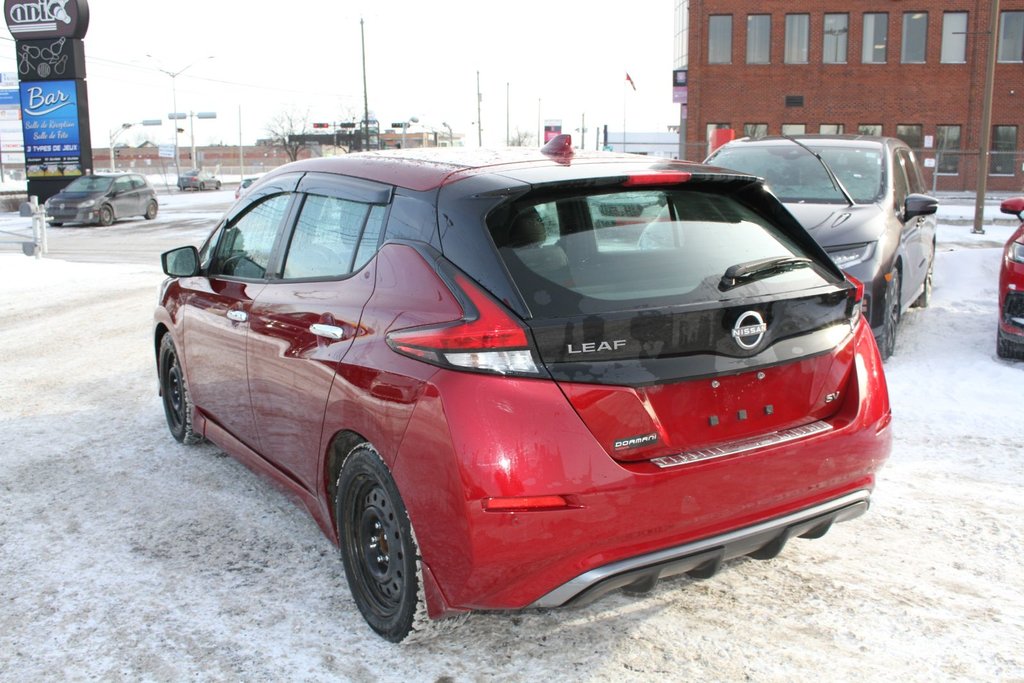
xmin=20 ymin=79 xmax=83 ymax=178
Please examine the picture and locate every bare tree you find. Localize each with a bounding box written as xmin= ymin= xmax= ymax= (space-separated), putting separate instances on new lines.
xmin=265 ymin=110 xmax=312 ymax=162
xmin=509 ymin=128 xmax=535 ymax=147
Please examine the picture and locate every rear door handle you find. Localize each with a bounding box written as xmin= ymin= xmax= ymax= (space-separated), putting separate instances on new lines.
xmin=227 ymin=310 xmax=248 ymax=323
xmin=310 ymin=323 xmax=347 ymax=340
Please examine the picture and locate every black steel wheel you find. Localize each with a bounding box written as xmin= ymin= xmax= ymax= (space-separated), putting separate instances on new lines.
xmin=158 ymin=334 xmax=201 ymax=444
xmin=98 ymin=204 xmax=114 ymax=227
xmin=144 ymin=200 xmax=158 ymax=220
xmin=878 ymin=269 xmax=901 ymax=361
xmin=336 ymin=444 xmax=420 ymax=642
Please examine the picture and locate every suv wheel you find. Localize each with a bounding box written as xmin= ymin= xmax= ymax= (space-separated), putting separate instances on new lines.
xmin=336 ymin=444 xmax=421 ymax=642
xmin=879 ymin=269 xmax=901 ymax=360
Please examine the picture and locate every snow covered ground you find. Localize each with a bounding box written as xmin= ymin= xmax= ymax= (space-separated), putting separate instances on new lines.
xmin=0 ymin=197 xmax=1022 ymax=681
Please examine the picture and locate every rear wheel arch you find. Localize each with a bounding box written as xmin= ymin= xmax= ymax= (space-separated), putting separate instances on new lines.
xmin=325 ymin=430 xmax=372 ymax=537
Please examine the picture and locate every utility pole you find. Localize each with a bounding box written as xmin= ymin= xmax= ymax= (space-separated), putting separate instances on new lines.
xmin=506 ymin=82 xmax=510 ymax=147
xmin=361 ymin=18 xmax=371 ymax=152
xmin=476 ymin=71 xmax=483 ymax=147
xmin=972 ymin=0 xmax=1000 ymax=235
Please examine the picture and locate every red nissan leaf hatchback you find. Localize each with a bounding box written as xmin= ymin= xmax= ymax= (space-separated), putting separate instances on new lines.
xmin=154 ymin=137 xmax=892 ymax=641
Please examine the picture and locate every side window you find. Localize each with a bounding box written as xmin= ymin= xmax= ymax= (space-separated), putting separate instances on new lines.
xmin=282 ymin=195 xmax=378 ymax=280
xmin=211 ymin=193 xmax=291 ymax=279
xmin=353 ymin=204 xmax=386 ymax=271
xmin=899 ymin=149 xmax=926 ymax=194
xmin=130 ymin=175 xmax=146 ymax=190
xmin=113 ymin=176 xmax=132 ymax=193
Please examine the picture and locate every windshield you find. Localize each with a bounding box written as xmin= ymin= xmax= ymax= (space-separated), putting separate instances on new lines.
xmin=489 ymin=187 xmax=834 ymax=319
xmin=711 ymin=144 xmax=885 ymax=204
xmin=65 ymin=176 xmax=113 ymax=192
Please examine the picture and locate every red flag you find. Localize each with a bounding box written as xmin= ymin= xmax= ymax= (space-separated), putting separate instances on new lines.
xmin=625 ymin=73 xmax=637 ymax=91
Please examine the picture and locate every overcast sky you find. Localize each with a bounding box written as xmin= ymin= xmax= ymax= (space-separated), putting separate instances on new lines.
xmin=0 ymin=0 xmax=679 ymax=150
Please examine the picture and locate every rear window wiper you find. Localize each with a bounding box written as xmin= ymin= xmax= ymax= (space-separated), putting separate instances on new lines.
xmin=720 ymin=256 xmax=813 ymax=290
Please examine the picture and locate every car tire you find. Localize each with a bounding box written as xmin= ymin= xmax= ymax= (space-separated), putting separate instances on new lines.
xmin=336 ymin=443 xmax=422 ymax=642
xmin=98 ymin=205 xmax=114 ymax=227
xmin=997 ymin=327 xmax=1024 ymax=360
xmin=144 ymin=200 xmax=158 ymax=220
xmin=199 ymin=182 xmax=206 ymax=191
xmin=878 ymin=269 xmax=901 ymax=361
xmin=912 ymin=251 xmax=934 ymax=308
xmin=158 ymin=334 xmax=202 ymax=444
xmin=215 ymin=181 xmax=222 ymax=190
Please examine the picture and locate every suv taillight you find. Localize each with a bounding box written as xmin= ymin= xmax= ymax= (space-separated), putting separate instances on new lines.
xmin=386 ymin=273 xmax=543 ymax=376
xmin=844 ymin=272 xmax=865 ymax=322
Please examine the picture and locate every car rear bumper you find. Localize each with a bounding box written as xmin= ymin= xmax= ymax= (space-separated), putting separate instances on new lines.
xmin=530 ymin=489 xmax=869 ymax=608
xmin=393 ymin=320 xmax=891 ymax=615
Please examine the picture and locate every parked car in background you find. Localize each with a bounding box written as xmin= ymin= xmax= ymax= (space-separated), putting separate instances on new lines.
xmin=234 ymin=176 xmax=258 ymax=200
xmin=997 ymin=196 xmax=1024 ymax=360
xmin=155 ymin=136 xmax=892 ymax=641
xmin=706 ymin=135 xmax=938 ymax=359
xmin=177 ymin=169 xmax=222 ymax=191
xmin=45 ymin=172 xmax=158 ymax=226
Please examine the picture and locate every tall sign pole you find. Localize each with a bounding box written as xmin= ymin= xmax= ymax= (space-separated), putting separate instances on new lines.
xmin=5 ymin=0 xmax=92 ymax=203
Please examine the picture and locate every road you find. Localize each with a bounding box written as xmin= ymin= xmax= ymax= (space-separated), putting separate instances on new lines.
xmin=0 ymin=189 xmax=233 ymax=264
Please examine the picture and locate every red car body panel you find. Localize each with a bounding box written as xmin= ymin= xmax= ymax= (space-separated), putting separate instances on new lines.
xmin=390 ymin=317 xmax=889 ymax=612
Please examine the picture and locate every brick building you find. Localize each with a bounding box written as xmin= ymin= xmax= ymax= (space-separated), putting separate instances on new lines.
xmin=676 ymin=1 xmax=1024 ymax=191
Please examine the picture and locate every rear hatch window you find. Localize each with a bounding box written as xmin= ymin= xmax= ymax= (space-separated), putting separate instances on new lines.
xmin=487 ymin=182 xmax=858 ymax=462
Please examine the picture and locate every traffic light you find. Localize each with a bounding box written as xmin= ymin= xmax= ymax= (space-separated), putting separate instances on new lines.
xmin=312 ymin=122 xmax=329 ymax=129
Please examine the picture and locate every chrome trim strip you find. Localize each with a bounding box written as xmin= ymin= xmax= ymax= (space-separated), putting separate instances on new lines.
xmin=650 ymin=420 xmax=833 ymax=469
xmin=529 ymin=489 xmax=870 ymax=608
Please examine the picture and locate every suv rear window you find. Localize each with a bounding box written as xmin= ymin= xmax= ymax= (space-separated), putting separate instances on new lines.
xmin=489 ymin=187 xmax=833 ymax=318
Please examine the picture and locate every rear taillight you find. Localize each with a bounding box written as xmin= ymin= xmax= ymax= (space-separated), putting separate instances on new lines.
xmin=386 ymin=273 xmax=542 ymax=376
xmin=845 ymin=272 xmax=865 ymax=323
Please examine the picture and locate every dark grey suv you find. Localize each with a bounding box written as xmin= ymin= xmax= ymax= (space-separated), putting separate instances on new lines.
xmin=45 ymin=172 xmax=159 ymax=227
xmin=706 ymin=135 xmax=938 ymax=359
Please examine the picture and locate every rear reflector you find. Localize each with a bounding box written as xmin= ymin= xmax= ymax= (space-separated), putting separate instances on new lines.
xmin=482 ymin=495 xmax=570 ymax=512
xmin=623 ymin=171 xmax=693 ymax=187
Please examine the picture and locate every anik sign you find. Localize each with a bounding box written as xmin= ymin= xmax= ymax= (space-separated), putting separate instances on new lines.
xmin=20 ymin=79 xmax=82 ymax=178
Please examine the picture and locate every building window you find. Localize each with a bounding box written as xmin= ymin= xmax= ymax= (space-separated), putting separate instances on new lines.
xmin=862 ymin=13 xmax=889 ymax=63
xmin=991 ymin=126 xmax=1018 ymax=174
xmin=859 ymin=124 xmax=883 ymax=136
xmin=998 ymin=11 xmax=1024 ymax=62
xmin=936 ymin=125 xmax=961 ymax=174
xmin=902 ymin=12 xmax=928 ymax=63
xmin=747 ymin=15 xmax=771 ymax=64
xmin=781 ymin=124 xmax=806 ymax=136
xmin=823 ymin=14 xmax=849 ymax=64
xmin=709 ymin=15 xmax=733 ymax=64
xmin=941 ymin=12 xmax=968 ymax=63
xmin=744 ymin=123 xmax=768 ymax=139
xmin=896 ymin=124 xmax=924 ymax=150
xmin=785 ymin=14 xmax=810 ymax=64
xmin=819 ymin=124 xmax=845 ymax=135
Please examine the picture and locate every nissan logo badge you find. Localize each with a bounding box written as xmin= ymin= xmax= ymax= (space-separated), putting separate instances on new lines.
xmin=732 ymin=311 xmax=767 ymax=350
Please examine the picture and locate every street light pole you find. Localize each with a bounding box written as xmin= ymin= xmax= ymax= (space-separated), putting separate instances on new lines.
xmin=108 ymin=123 xmax=131 ymax=172
xmin=150 ymin=55 xmax=214 ymax=182
xmin=401 ymin=116 xmax=419 ymax=149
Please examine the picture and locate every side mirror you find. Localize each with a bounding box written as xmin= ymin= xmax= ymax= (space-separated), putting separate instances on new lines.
xmin=161 ymin=246 xmax=200 ymax=277
xmin=904 ymin=193 xmax=938 ymax=221
xmin=1000 ymin=197 xmax=1024 ymax=221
